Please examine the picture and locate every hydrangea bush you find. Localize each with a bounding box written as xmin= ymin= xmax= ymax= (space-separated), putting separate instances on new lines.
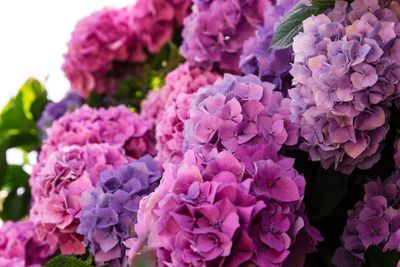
xmin=4 ymin=0 xmax=400 ymax=266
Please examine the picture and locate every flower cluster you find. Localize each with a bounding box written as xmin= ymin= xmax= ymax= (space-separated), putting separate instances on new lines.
xmin=240 ymin=0 xmax=297 ymax=95
xmin=333 ymin=170 xmax=400 ymax=267
xmin=180 ymin=0 xmax=268 ymax=73
xmin=63 ymin=0 xmax=190 ymax=98
xmin=37 ymin=92 xmax=83 ymax=138
xmin=131 ymin=146 xmax=321 ymax=266
xmin=78 ymin=155 xmax=160 ymax=266
xmin=40 ymin=105 xmax=155 ymax=160
xmin=130 ymin=0 xmax=191 ymax=54
xmin=0 ymin=220 xmax=54 ymax=266
xmin=184 ymin=74 xmax=298 ymax=157
xmin=289 ymin=0 xmax=400 ymax=173
xmin=155 ymin=63 xmax=220 ymax=164
xmin=29 ymin=144 xmax=130 ymax=255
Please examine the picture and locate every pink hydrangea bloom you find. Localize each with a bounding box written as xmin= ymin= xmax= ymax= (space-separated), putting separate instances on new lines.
xmin=62 ymin=7 xmax=146 ymax=97
xmin=29 ymin=144 xmax=130 ymax=255
xmin=130 ymin=0 xmax=191 ymax=53
xmin=130 ymin=147 xmax=321 ymax=266
xmin=181 ymin=0 xmax=269 ymax=73
xmin=184 ymin=74 xmax=298 ymax=157
xmin=40 ymin=105 xmax=155 ymax=161
xmin=155 ymin=63 xmax=220 ymax=164
xmin=0 ymin=220 xmax=54 ymax=266
xmin=333 ymin=170 xmax=400 ymax=267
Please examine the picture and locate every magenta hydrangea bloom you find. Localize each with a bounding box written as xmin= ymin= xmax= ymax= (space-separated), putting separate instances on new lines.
xmin=130 ymin=147 xmax=321 ymax=266
xmin=62 ymin=7 xmax=146 ymax=97
xmin=0 ymin=220 xmax=54 ymax=266
xmin=155 ymin=63 xmax=220 ymax=164
xmin=29 ymin=144 xmax=130 ymax=255
xmin=140 ymin=90 xmax=164 ymax=126
xmin=78 ymin=155 xmax=160 ymax=266
xmin=40 ymin=105 xmax=155 ymax=161
xmin=333 ymin=170 xmax=400 ymax=267
xmin=130 ymin=0 xmax=191 ymax=54
xmin=184 ymin=74 xmax=298 ymax=157
xmin=180 ymin=0 xmax=269 ymax=73
xmin=289 ymin=0 xmax=400 ymax=173
xmin=240 ymin=0 xmax=298 ymax=95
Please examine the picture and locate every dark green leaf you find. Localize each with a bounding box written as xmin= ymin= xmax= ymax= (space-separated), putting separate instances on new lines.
xmin=2 ymin=165 xmax=29 ymax=189
xmin=363 ymin=246 xmax=400 ymax=267
xmin=309 ymin=168 xmax=348 ymax=220
xmin=45 ymin=256 xmax=94 ymax=267
xmin=0 ymin=186 xmax=31 ymax=221
xmin=270 ymin=3 xmax=326 ymax=49
xmin=311 ymin=0 xmax=334 ymax=8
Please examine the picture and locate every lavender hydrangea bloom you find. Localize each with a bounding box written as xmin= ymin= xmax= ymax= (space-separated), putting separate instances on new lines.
xmin=37 ymin=92 xmax=83 ymax=138
xmin=333 ymin=170 xmax=400 ymax=267
xmin=184 ymin=74 xmax=298 ymax=157
xmin=289 ymin=0 xmax=400 ymax=174
xmin=240 ymin=0 xmax=298 ymax=95
xmin=180 ymin=0 xmax=269 ymax=73
xmin=78 ymin=155 xmax=160 ymax=266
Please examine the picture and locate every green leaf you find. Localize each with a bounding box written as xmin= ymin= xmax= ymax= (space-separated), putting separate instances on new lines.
xmin=270 ymin=3 xmax=326 ymax=49
xmin=311 ymin=0 xmax=335 ymax=8
xmin=309 ymin=168 xmax=348 ymax=220
xmin=363 ymin=246 xmax=400 ymax=267
xmin=45 ymin=256 xmax=94 ymax=267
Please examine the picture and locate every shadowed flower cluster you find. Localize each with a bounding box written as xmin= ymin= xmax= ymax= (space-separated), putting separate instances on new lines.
xmin=289 ymin=0 xmax=400 ymax=173
xmin=184 ymin=74 xmax=298 ymax=158
xmin=0 ymin=220 xmax=54 ymax=266
xmin=155 ymin=63 xmax=220 ymax=164
xmin=129 ymin=146 xmax=321 ymax=266
xmin=29 ymin=144 xmax=130 ymax=255
xmin=240 ymin=0 xmax=298 ymax=95
xmin=63 ymin=0 xmax=190 ymax=97
xmin=37 ymin=92 xmax=83 ymax=138
xmin=180 ymin=0 xmax=269 ymax=73
xmin=78 ymin=155 xmax=160 ymax=266
xmin=333 ymin=170 xmax=400 ymax=267
xmin=40 ymin=105 xmax=155 ymax=161
xmin=140 ymin=90 xmax=164 ymax=126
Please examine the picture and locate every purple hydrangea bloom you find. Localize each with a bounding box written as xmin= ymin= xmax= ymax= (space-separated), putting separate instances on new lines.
xmin=78 ymin=155 xmax=160 ymax=266
xmin=289 ymin=0 xmax=400 ymax=174
xmin=333 ymin=170 xmax=400 ymax=267
xmin=37 ymin=92 xmax=83 ymax=139
xmin=180 ymin=0 xmax=269 ymax=73
xmin=184 ymin=74 xmax=298 ymax=157
xmin=240 ymin=0 xmax=298 ymax=95
xmin=131 ymin=147 xmax=321 ymax=266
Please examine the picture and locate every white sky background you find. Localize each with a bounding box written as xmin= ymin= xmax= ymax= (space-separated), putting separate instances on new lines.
xmin=0 ymin=0 xmax=136 ymax=108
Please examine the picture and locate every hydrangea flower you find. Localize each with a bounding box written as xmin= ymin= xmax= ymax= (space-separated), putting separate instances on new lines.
xmin=40 ymin=105 xmax=155 ymax=161
xmin=130 ymin=147 xmax=321 ymax=266
xmin=240 ymin=0 xmax=298 ymax=95
xmin=180 ymin=0 xmax=269 ymax=73
xmin=0 ymin=220 xmax=54 ymax=266
xmin=289 ymin=0 xmax=400 ymax=173
xmin=184 ymin=74 xmax=298 ymax=157
xmin=63 ymin=1 xmax=190 ymax=98
xmin=333 ymin=170 xmax=400 ymax=267
xmin=78 ymin=155 xmax=161 ymax=266
xmin=155 ymin=63 xmax=220 ymax=164
xmin=29 ymin=144 xmax=130 ymax=255
xmin=130 ymin=0 xmax=191 ymax=53
xmin=37 ymin=92 xmax=83 ymax=138
xmin=62 ymin=7 xmax=145 ymax=97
